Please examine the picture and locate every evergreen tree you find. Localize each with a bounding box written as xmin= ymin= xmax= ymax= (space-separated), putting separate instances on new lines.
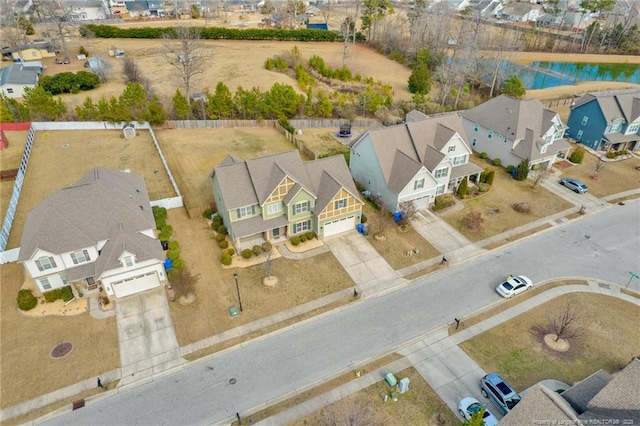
xmin=515 ymin=158 xmax=530 ymax=181
xmin=22 ymin=86 xmax=66 ymax=120
xmin=75 ymin=97 xmax=99 ymax=120
xmin=208 ymin=82 xmax=233 ymax=119
xmin=501 ymin=75 xmax=526 ymax=99
xmin=172 ymin=89 xmax=189 ymax=120
xmin=457 ymin=177 xmax=469 ymax=198
xmin=408 ymin=64 xmax=431 ymax=95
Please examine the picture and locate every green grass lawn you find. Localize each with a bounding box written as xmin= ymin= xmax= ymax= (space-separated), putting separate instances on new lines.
xmin=460 ymin=293 xmax=640 ymax=392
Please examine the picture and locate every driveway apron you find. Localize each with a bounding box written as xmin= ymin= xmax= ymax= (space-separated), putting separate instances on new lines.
xmin=115 ymin=287 xmax=185 ymax=386
xmin=324 ymin=233 xmax=406 ymax=297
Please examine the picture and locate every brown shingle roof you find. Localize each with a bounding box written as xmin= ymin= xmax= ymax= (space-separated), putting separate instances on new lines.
xmin=501 ymin=385 xmax=579 ymax=425
xmin=581 ymin=358 xmax=640 ymax=421
xmin=18 ymin=167 xmax=156 ymax=261
xmin=563 ymin=369 xmax=613 ymax=414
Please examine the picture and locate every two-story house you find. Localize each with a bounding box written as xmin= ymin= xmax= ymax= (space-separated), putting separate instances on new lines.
xmin=461 ymin=95 xmax=572 ymax=170
xmin=566 ymin=89 xmax=640 ymax=153
xmin=350 ymin=111 xmax=484 ymax=212
xmin=17 ymin=167 xmax=166 ymax=299
xmin=0 ymin=63 xmax=39 ymax=98
xmin=210 ymin=150 xmax=363 ymax=250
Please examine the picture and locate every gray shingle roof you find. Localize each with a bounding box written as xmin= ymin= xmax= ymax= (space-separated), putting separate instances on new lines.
xmin=211 ymin=150 xmax=361 ymax=217
xmin=563 ymin=369 xmax=613 ymax=414
xmin=18 ymin=167 xmax=157 ymax=262
xmin=501 ymin=385 xmax=579 ymax=425
xmin=0 ymin=64 xmax=39 ymax=86
xmin=572 ymin=89 xmax=640 ymax=124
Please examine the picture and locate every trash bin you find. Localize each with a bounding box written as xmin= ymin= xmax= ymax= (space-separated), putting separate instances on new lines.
xmin=164 ymin=258 xmax=172 ymax=270
xmin=363 ymin=226 xmax=370 ymax=236
xmin=385 ymin=373 xmax=397 ymax=387
xmin=357 ymin=223 xmax=364 ymax=233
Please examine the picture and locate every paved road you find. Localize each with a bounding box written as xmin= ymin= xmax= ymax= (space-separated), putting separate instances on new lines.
xmin=43 ymin=201 xmax=640 ymax=426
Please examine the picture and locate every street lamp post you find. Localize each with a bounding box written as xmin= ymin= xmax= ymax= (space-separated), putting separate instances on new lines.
xmin=233 ymin=273 xmax=243 ymax=312
xmin=625 ymin=271 xmax=639 ymax=290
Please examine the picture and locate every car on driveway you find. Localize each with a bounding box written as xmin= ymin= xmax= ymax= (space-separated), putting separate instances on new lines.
xmin=496 ymin=275 xmax=533 ymax=298
xmin=480 ymin=373 xmax=521 ymax=414
xmin=458 ymin=397 xmax=499 ymax=425
xmin=559 ymin=177 xmax=588 ymax=193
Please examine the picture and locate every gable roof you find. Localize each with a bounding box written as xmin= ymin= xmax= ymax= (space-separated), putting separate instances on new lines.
xmin=572 ymin=89 xmax=640 ymax=124
xmin=562 ymin=369 xmax=613 ymax=414
xmin=211 ymin=150 xmax=361 ymax=213
xmin=0 ymin=64 xmax=39 ymax=86
xmin=18 ymin=167 xmax=157 ymax=261
xmin=355 ymin=111 xmax=471 ymax=192
xmin=581 ymin=358 xmax=640 ymax=421
xmin=501 ymin=385 xmax=579 ymax=425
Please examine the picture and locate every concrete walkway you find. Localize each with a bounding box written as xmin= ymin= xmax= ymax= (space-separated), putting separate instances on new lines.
xmin=255 ymin=281 xmax=640 ymax=425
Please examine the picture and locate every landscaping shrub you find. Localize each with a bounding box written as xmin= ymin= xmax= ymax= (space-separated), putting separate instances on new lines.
xmin=79 ymin=46 xmax=89 ymax=56
xmin=218 ymin=240 xmax=229 ymax=249
xmin=492 ymin=158 xmax=502 ymax=166
xmin=506 ymin=165 xmax=516 ymax=174
xmin=17 ymin=289 xmax=38 ymax=311
xmin=227 ymin=248 xmax=235 ymax=256
xmin=221 ymin=251 xmax=232 ymax=265
xmin=167 ymin=248 xmax=180 ymax=260
xmin=457 ymin=177 xmax=468 ymax=199
xmin=172 ymin=258 xmax=185 ymax=269
xmin=216 ymin=233 xmax=226 ymax=242
xmin=478 ymin=182 xmax=491 ymax=192
xmin=606 ymin=151 xmax=616 ymax=158
xmin=212 ymin=215 xmax=223 ymax=228
xmin=202 ymin=208 xmax=214 ymax=219
xmin=168 ymin=240 xmax=179 ymax=250
xmin=278 ymin=116 xmax=295 ymax=134
xmin=480 ymin=152 xmax=488 ymax=159
xmin=514 ymin=158 xmax=530 ymax=181
xmin=152 ymin=205 xmax=167 ymax=222
xmin=217 ymin=225 xmax=228 ymax=235
xmin=433 ymin=194 xmax=455 ymax=211
xmin=158 ymin=225 xmax=173 ymax=240
xmin=300 ymin=234 xmax=307 ymax=242
xmin=291 ymin=236 xmax=301 ymax=246
xmin=360 ymin=213 xmax=367 ymax=224
xmin=261 ymin=242 xmax=272 ymax=252
xmin=569 ymin=146 xmax=585 ymax=164
xmin=242 ymin=249 xmax=253 ymax=259
xmin=43 ymin=286 xmax=74 ymax=303
xmin=305 ymin=231 xmax=315 ymax=240
xmin=252 ymin=245 xmax=262 ymax=256
xmin=39 ymin=71 xmax=100 ymax=95
xmin=485 ymin=170 xmax=495 ymax=186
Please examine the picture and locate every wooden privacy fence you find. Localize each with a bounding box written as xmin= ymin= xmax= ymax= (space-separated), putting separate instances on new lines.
xmin=544 ymin=98 xmax=576 ymax=108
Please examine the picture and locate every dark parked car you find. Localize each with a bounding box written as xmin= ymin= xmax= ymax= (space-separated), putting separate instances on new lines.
xmin=559 ymin=177 xmax=588 ymax=193
xmin=54 ymin=57 xmax=70 ymax=64
xmin=480 ymin=373 xmax=521 ymax=415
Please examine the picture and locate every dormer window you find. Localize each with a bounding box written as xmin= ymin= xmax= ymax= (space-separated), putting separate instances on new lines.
xmin=35 ymin=256 xmax=57 ymax=271
xmin=124 ymin=256 xmax=133 ymax=267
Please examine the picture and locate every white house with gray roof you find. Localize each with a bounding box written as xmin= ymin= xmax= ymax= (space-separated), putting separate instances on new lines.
xmin=349 ymin=111 xmax=483 ymax=212
xmin=461 ymin=95 xmax=572 ymax=170
xmin=210 ymin=150 xmax=363 ymax=250
xmin=0 ymin=64 xmax=39 ymax=98
xmin=18 ymin=167 xmax=166 ymax=299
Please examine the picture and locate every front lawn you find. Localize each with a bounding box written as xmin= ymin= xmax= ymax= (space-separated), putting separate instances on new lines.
xmin=460 ymin=293 xmax=640 ymax=392
xmin=440 ymin=155 xmax=573 ymax=242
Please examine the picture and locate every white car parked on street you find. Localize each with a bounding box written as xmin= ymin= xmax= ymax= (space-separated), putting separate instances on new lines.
xmin=496 ymin=275 xmax=533 ymax=298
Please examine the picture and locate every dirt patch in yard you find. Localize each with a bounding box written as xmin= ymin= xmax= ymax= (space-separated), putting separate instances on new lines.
xmin=165 ymin=208 xmax=356 ymax=346
xmin=0 ymin=263 xmax=120 ymax=409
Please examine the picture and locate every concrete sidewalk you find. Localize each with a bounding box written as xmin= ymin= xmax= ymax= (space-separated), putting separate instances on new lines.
xmin=255 ymin=281 xmax=640 ymax=425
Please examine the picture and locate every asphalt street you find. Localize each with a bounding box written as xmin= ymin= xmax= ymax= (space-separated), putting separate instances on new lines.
xmin=43 ymin=201 xmax=640 ymax=426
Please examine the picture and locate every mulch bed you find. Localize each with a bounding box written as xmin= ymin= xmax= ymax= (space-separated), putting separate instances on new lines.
xmin=50 ymin=342 xmax=74 ymax=359
xmin=553 ymin=160 xmax=574 ymax=170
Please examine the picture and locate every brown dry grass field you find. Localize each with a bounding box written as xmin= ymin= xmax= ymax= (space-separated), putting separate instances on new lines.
xmin=440 ymin=155 xmax=574 ymax=242
xmin=553 ymin=149 xmax=640 ymax=198
xmin=0 ymin=262 xmax=120 ymax=409
xmin=460 ymin=293 xmax=640 ymax=392
xmin=3 ymin=129 xmax=176 ymax=249
xmin=154 ymin=126 xmax=296 ymax=211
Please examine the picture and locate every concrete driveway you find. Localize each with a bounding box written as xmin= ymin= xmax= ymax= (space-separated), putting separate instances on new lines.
xmin=115 ymin=287 xmax=185 ymax=386
xmin=324 ymin=233 xmax=406 ymax=297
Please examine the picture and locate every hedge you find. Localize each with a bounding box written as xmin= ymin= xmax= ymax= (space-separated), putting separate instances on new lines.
xmin=43 ymin=286 xmax=74 ymax=303
xmin=17 ymin=289 xmax=38 ymax=311
xmin=82 ymin=25 xmax=343 ymax=42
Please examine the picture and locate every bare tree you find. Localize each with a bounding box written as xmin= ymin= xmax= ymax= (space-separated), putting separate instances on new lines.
xmin=398 ymin=200 xmax=418 ymax=227
xmin=33 ymin=0 xmax=78 ymax=61
xmin=162 ymin=26 xmax=212 ymax=113
xmin=548 ymin=300 xmax=581 ymax=342
xmin=122 ymin=57 xmax=143 ymax=83
xmin=462 ymin=209 xmax=484 ymax=232
xmin=530 ymin=167 xmax=550 ymax=190
xmin=169 ymin=267 xmax=200 ymax=297
xmin=262 ymin=244 xmax=274 ymax=279
xmin=318 ymin=396 xmax=382 ymax=426
xmin=370 ymin=196 xmax=392 ymax=238
xmin=592 ymin=157 xmax=605 ymax=179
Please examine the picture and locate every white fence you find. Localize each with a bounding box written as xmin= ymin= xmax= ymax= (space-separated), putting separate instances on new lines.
xmin=0 ymin=248 xmax=20 ymax=264
xmin=0 ymin=121 xmax=183 ymax=258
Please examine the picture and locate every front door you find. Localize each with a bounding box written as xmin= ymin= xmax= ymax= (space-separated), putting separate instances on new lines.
xmin=272 ymin=228 xmax=280 ymax=237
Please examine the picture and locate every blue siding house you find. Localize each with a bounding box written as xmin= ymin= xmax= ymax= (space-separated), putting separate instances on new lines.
xmin=566 ymin=89 xmax=640 ymax=153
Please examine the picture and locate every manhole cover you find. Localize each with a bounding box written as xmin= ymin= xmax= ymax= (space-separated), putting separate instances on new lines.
xmin=50 ymin=342 xmax=73 ymax=359
xmin=229 ymin=378 xmax=237 ymax=385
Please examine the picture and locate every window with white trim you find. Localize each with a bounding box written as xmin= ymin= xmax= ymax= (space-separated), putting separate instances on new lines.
xmin=435 ymin=184 xmax=445 ymax=195
xmin=448 ymin=145 xmax=456 ymax=152
xmin=293 ymin=220 xmax=311 ymax=233
xmin=414 ymin=178 xmax=425 ymax=190
xmin=236 ymin=205 xmax=254 ymax=218
xmin=35 ymin=256 xmax=57 ymax=271
xmin=71 ymin=249 xmax=90 ymax=264
xmin=434 ymin=168 xmax=448 ymax=178
xmin=610 ymin=123 xmax=622 ymax=132
xmin=576 ymin=130 xmax=583 ymax=139
xmin=124 ymin=256 xmax=133 ymax=267
xmin=474 ymin=123 xmax=479 ymax=132
xmin=61 ymin=273 xmax=68 ymax=285
xmin=334 ymin=198 xmax=347 ymax=209
xmin=40 ymin=277 xmax=52 ymax=290
xmin=293 ymin=201 xmax=310 ymax=215
xmin=267 ymin=202 xmax=282 ymax=215
xmin=581 ymin=116 xmax=588 ymax=125
xmin=453 ymin=155 xmax=466 ymax=166
xmin=628 ymin=124 xmax=640 ymax=133
xmin=472 ymin=138 xmax=477 ymax=146
xmin=488 ymin=130 xmax=493 ymax=139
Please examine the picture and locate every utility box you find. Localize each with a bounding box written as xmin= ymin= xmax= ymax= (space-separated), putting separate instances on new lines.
xmin=385 ymin=373 xmax=397 ymax=388
xmin=398 ymin=377 xmax=410 ymax=393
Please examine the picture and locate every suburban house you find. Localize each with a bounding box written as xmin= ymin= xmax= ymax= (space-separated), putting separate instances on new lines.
xmin=68 ymin=0 xmax=108 ymax=21
xmin=497 ymin=2 xmax=542 ymax=22
xmin=461 ymin=95 xmax=572 ymax=170
xmin=17 ymin=167 xmax=166 ymax=299
xmin=566 ymin=89 xmax=640 ymax=153
xmin=350 ymin=111 xmax=483 ymax=212
xmin=1 ymin=41 xmax=56 ymax=62
xmin=0 ymin=63 xmax=39 ymax=98
xmin=501 ymin=358 xmax=640 ymax=424
xmin=210 ymin=150 xmax=363 ymax=250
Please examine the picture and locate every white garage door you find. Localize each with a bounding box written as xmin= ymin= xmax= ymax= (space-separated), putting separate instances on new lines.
xmin=112 ymin=272 xmax=160 ymax=298
xmin=324 ymin=215 xmax=356 ymax=237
